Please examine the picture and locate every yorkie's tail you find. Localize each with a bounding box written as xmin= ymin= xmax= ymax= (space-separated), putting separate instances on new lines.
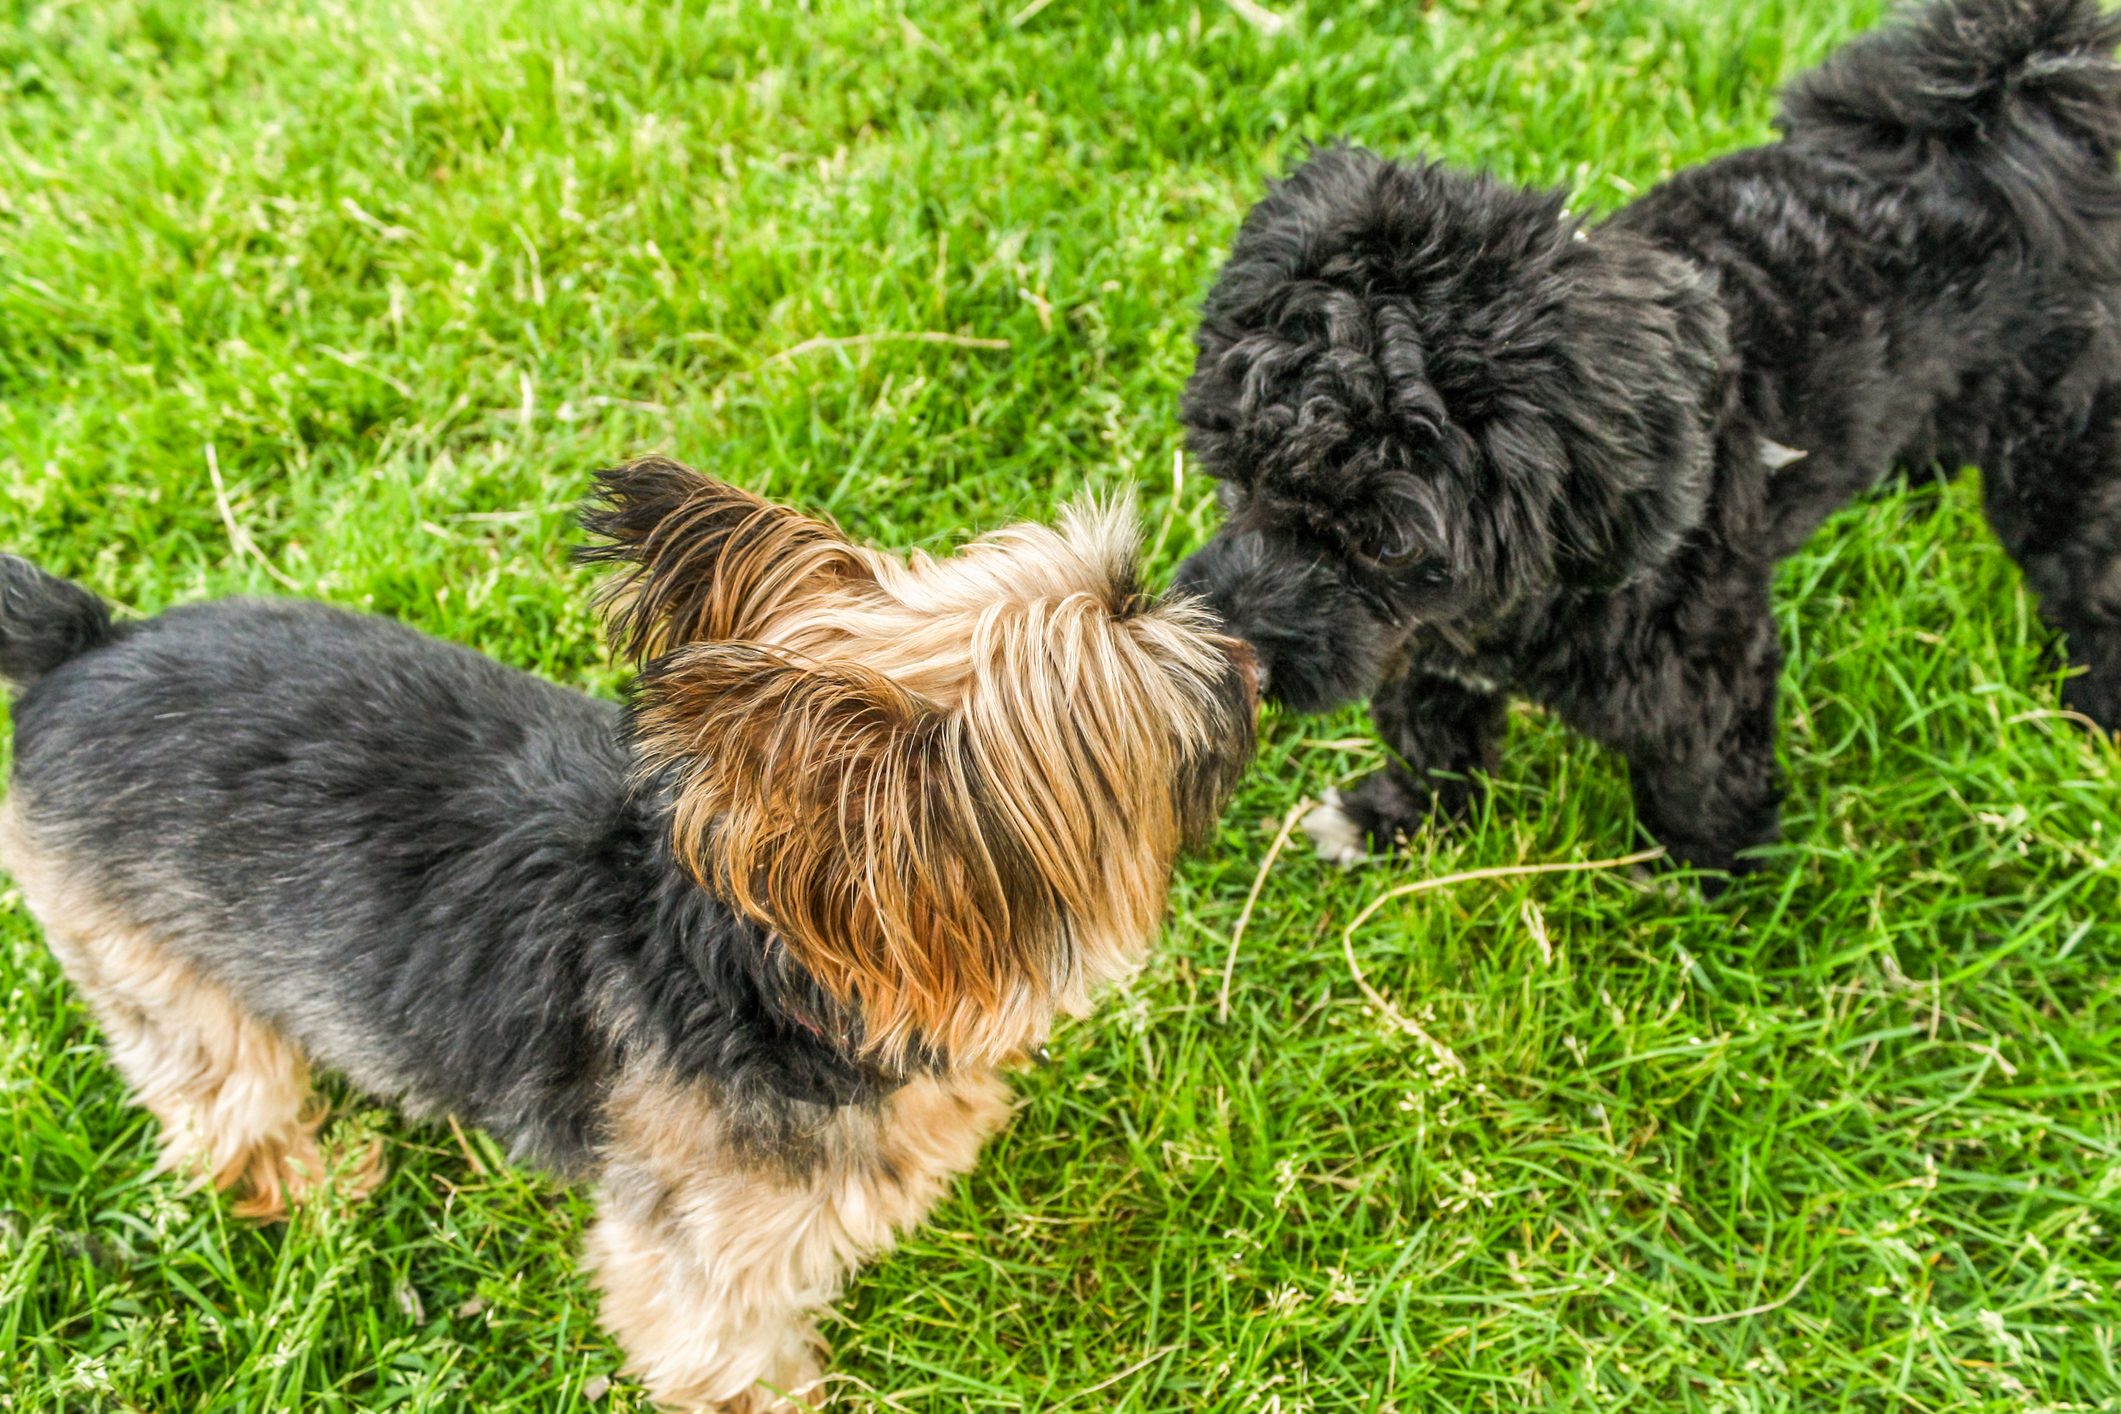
xmin=1781 ymin=0 xmax=2121 ymax=273
xmin=0 ymin=556 xmax=114 ymax=691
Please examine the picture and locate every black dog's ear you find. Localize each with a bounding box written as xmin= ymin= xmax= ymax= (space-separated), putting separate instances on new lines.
xmin=1542 ymin=232 xmax=1729 ymax=593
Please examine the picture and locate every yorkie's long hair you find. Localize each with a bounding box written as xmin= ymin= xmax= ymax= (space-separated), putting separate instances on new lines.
xmin=583 ymin=460 xmax=1253 ymax=1072
xmin=0 ymin=459 xmax=1256 ymax=1411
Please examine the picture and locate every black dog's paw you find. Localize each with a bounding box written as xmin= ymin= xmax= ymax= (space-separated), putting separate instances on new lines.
xmin=1300 ymin=788 xmax=1373 ymax=868
xmin=1633 ymin=799 xmax=1776 ymax=885
xmin=1302 ymin=770 xmax=1455 ymax=867
xmin=2063 ymin=655 xmax=2121 ymax=734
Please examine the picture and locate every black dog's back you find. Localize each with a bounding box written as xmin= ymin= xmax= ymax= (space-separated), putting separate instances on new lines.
xmin=1781 ymin=0 xmax=2121 ymax=274
xmin=1608 ymin=0 xmax=2121 ymax=555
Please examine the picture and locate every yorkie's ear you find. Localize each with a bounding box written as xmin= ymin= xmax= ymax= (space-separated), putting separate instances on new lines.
xmin=633 ymin=643 xmax=1059 ymax=1067
xmin=579 ymin=458 xmax=874 ymax=660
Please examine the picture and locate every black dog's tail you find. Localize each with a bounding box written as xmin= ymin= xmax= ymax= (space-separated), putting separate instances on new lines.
xmin=1782 ymin=0 xmax=2121 ymax=272
xmin=0 ymin=556 xmax=114 ymax=692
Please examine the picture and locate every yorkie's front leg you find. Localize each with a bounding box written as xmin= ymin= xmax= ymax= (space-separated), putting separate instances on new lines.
xmin=587 ymin=1070 xmax=1014 ymax=1411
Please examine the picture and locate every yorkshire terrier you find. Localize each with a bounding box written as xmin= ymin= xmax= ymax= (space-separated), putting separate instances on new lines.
xmin=0 ymin=459 xmax=1256 ymax=1410
xmin=1175 ymin=0 xmax=2121 ymax=878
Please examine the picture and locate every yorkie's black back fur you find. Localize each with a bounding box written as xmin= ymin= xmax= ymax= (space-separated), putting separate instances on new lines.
xmin=0 ymin=462 xmax=1255 ymax=1408
xmin=1178 ymin=0 xmax=2121 ymax=877
xmin=2 ymin=565 xmax=884 ymax=1175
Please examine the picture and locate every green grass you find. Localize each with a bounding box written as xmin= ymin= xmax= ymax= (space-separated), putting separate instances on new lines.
xmin=3 ymin=0 xmax=2119 ymax=1408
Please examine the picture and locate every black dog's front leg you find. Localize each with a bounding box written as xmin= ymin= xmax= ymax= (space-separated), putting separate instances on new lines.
xmin=1628 ymin=734 xmax=1782 ymax=880
xmin=1979 ymin=381 xmax=2121 ymax=731
xmin=1596 ymin=598 xmax=1786 ymax=881
xmin=1304 ymin=669 xmax=1507 ymax=864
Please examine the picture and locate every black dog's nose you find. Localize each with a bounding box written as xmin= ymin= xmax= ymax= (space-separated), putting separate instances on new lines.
xmin=1175 ymin=530 xmax=1274 ymax=677
xmin=1170 ymin=545 xmax=1218 ymax=602
xmin=1172 ymin=530 xmax=1261 ymax=615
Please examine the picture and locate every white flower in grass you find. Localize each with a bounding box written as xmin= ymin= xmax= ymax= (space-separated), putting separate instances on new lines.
xmin=1976 ymin=1308 xmax=2028 ymax=1365
xmin=115 ymin=1314 xmax=161 ymax=1343
xmin=1110 ymin=987 xmax=1152 ymax=1037
xmin=1435 ymin=1166 xmax=1496 ymax=1216
xmin=1161 ymin=1138 xmax=1214 ymax=1173
xmin=1324 ymin=1268 xmax=1361 ymax=1306
xmin=1271 ymin=1157 xmax=1300 ymax=1209
xmin=1985 ymin=1368 xmax=2033 ymax=1401
xmin=66 ymin=1355 xmax=113 ymax=1394
xmin=146 ymin=1186 xmax=190 ymax=1239
xmin=1263 ymin=1283 xmax=1306 ymax=1317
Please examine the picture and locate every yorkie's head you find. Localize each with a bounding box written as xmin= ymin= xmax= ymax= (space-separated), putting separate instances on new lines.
xmin=583 ymin=458 xmax=1257 ymax=1070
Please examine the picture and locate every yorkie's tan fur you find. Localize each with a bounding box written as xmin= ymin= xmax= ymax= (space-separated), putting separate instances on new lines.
xmin=0 ymin=459 xmax=1256 ymax=1409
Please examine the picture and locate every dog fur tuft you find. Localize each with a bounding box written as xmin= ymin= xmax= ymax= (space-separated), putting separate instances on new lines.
xmin=636 ymin=643 xmax=1064 ymax=1069
xmin=0 ymin=556 xmax=114 ymax=690
xmin=1781 ymin=0 xmax=2121 ymax=274
xmin=608 ymin=488 xmax=1258 ymax=1069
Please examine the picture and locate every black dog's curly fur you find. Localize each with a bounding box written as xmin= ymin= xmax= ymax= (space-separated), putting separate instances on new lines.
xmin=1177 ymin=0 xmax=2121 ymax=876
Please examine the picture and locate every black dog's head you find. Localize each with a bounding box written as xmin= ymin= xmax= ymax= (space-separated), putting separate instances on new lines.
xmin=1176 ymin=145 xmax=1728 ymax=714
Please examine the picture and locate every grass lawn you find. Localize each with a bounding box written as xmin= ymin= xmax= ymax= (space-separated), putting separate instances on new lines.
xmin=4 ymin=0 xmax=2120 ymax=1408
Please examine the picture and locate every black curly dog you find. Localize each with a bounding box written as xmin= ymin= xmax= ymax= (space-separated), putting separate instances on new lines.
xmin=1176 ymin=0 xmax=2121 ymax=879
